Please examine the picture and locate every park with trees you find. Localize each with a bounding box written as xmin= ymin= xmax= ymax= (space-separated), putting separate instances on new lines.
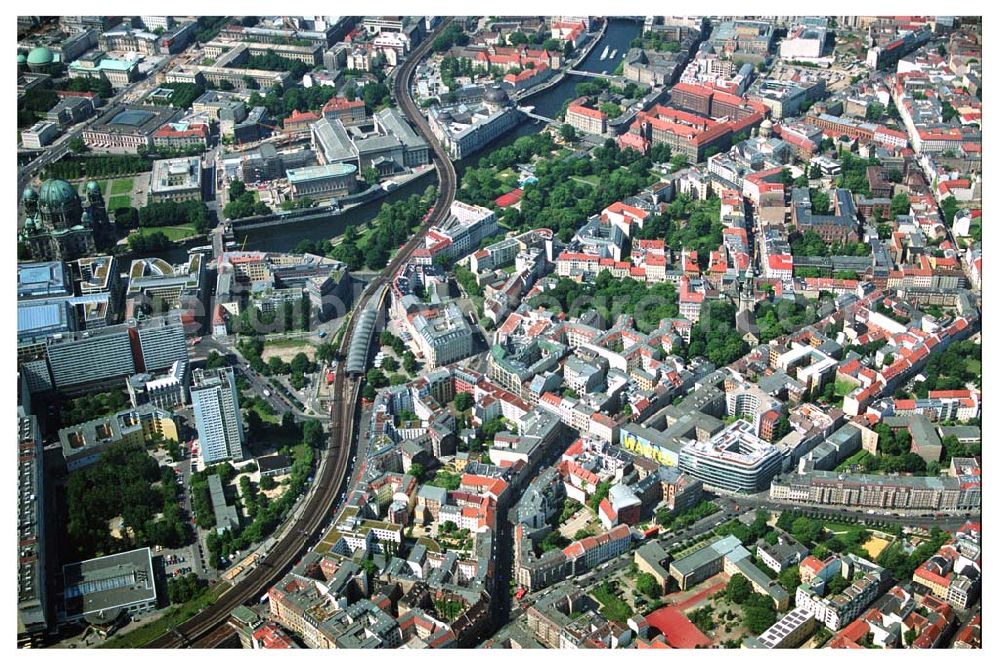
xmin=66 ymin=445 xmax=190 ymax=560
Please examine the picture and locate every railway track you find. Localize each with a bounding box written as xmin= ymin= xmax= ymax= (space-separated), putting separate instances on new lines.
xmin=146 ymin=19 xmax=459 ymax=649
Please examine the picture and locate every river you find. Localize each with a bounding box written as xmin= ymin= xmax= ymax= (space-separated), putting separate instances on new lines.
xmin=221 ymin=18 xmax=641 ymax=256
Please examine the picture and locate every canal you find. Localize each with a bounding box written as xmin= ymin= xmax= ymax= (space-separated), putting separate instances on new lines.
xmin=230 ymin=18 xmax=641 ymax=254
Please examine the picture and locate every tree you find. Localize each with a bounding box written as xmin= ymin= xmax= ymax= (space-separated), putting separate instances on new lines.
xmin=791 ymin=516 xmax=823 ymax=546
xmin=366 ymin=367 xmax=388 ymax=389
xmin=810 ymin=189 xmax=831 ymax=215
xmin=636 ymin=572 xmax=662 ymax=598
xmin=259 ymin=476 xmax=276 ymax=491
xmin=725 ymin=574 xmax=753 ymax=605
xmin=744 ymin=605 xmax=776 ymax=634
xmin=454 ymin=392 xmax=474 ymax=412
xmin=68 ymin=136 xmax=88 ymax=153
xmin=771 ymin=416 xmax=792 ymax=441
xmin=865 ymin=102 xmax=885 ymax=121
xmin=825 ymin=574 xmax=850 ymax=596
xmin=779 ymin=567 xmax=801 ymax=593
xmin=205 ymin=351 xmax=227 ymax=369
xmin=402 ymin=351 xmax=417 ymax=374
xmin=302 ymin=420 xmax=324 ymax=449
xmin=407 ymin=462 xmax=426 ymax=482
xmin=939 ymin=196 xmax=960 ymax=227
xmin=290 ymin=352 xmax=313 ymax=375
xmin=128 ymin=231 xmax=173 ymax=253
xmin=362 ymin=167 xmax=380 ymax=185
xmin=559 ymin=123 xmax=576 ymax=142
xmin=890 ymin=192 xmax=911 ymax=217
xmin=587 ymin=480 xmax=611 ymax=513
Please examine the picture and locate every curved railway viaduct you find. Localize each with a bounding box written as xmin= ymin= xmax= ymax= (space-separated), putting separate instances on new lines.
xmin=146 ymin=19 xmax=459 ymax=648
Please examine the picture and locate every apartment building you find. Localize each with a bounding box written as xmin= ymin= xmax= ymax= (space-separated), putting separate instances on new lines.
xmin=191 ymin=367 xmax=246 ymax=463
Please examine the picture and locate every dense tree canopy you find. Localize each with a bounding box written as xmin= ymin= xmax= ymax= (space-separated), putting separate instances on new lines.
xmin=635 ymin=194 xmax=723 ymax=263
xmin=67 ymin=445 xmax=188 ymax=559
xmin=756 ymin=298 xmax=819 ymax=344
xmin=138 ymin=199 xmax=210 ymax=233
xmin=528 ymin=272 xmax=679 ymax=334
xmin=684 ymin=300 xmax=748 ymax=366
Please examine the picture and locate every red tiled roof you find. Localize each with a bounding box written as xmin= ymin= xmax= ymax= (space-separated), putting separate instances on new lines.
xmin=568 ymin=100 xmax=607 ymax=121
xmin=153 ymin=122 xmax=208 ymax=139
xmin=323 ymin=96 xmax=365 ymax=112
xmin=644 ymin=607 xmax=711 ymax=649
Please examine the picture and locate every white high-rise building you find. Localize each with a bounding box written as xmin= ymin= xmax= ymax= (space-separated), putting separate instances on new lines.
xmin=191 ymin=368 xmax=245 ymax=463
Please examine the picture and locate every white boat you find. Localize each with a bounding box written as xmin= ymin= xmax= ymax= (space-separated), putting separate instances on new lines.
xmin=599 ymin=45 xmax=610 ymax=60
xmin=610 ymin=49 xmax=618 ymax=59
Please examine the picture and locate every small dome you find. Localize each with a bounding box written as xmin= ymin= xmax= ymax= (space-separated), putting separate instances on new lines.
xmin=86 ymin=181 xmax=101 ymax=194
xmin=26 ymin=47 xmax=54 ymax=66
xmin=761 ymin=118 xmax=773 ymax=130
xmin=22 ymin=187 xmax=37 ymax=201
xmin=38 ymin=179 xmax=79 ymax=209
xmin=483 ymin=86 xmax=510 ymax=106
xmin=17 ymin=53 xmax=27 ymax=64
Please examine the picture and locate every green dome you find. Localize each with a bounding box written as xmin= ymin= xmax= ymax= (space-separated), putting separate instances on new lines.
xmin=26 ymin=47 xmax=54 ymax=66
xmin=17 ymin=53 xmax=27 ymax=64
xmin=38 ymin=179 xmax=79 ymax=208
xmin=86 ymin=181 xmax=101 ymax=193
xmin=22 ymin=187 xmax=37 ymax=201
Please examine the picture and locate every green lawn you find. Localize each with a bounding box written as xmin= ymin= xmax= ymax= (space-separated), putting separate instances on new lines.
xmin=109 ymin=177 xmax=134 ymax=196
xmin=496 ymin=168 xmax=519 ymax=187
xmin=134 ymin=224 xmax=198 ymax=241
xmin=825 ymin=521 xmax=871 ymax=546
xmin=249 ymin=399 xmax=280 ymax=425
xmin=835 ymin=449 xmax=871 ymax=471
xmin=99 ymin=583 xmax=230 ymax=648
xmin=965 ymin=357 xmax=982 ymax=376
xmin=834 ymin=378 xmax=857 ymax=397
xmin=107 ymin=194 xmax=133 ymax=210
xmin=591 ymin=583 xmax=632 ymax=623
xmin=264 ymin=336 xmax=316 ymax=349
xmin=570 ymin=175 xmax=599 ymax=187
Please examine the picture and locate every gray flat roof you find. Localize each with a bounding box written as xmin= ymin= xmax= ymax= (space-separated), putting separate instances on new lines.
xmin=313 ymin=117 xmax=356 ymax=164
xmin=376 ymin=107 xmax=428 ymax=150
xmin=670 ymin=534 xmax=742 ymax=576
xmin=62 ymin=547 xmax=156 ymax=620
xmin=208 ymin=474 xmax=240 ymax=532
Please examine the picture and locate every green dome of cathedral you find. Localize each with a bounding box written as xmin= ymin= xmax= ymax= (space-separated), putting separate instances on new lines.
xmin=38 ymin=179 xmax=79 ymax=209
xmin=26 ymin=47 xmax=54 ymax=66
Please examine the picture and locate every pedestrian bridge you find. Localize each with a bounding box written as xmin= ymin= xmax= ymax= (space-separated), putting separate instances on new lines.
xmin=517 ymin=106 xmax=557 ymax=124
xmin=567 ymin=69 xmax=617 ymax=80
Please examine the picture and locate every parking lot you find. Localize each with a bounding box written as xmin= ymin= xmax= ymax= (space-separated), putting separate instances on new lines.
xmin=155 ymin=438 xmax=213 ymax=580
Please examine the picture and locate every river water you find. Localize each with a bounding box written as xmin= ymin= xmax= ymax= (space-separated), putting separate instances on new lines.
xmin=224 ymin=19 xmax=642 ymax=255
